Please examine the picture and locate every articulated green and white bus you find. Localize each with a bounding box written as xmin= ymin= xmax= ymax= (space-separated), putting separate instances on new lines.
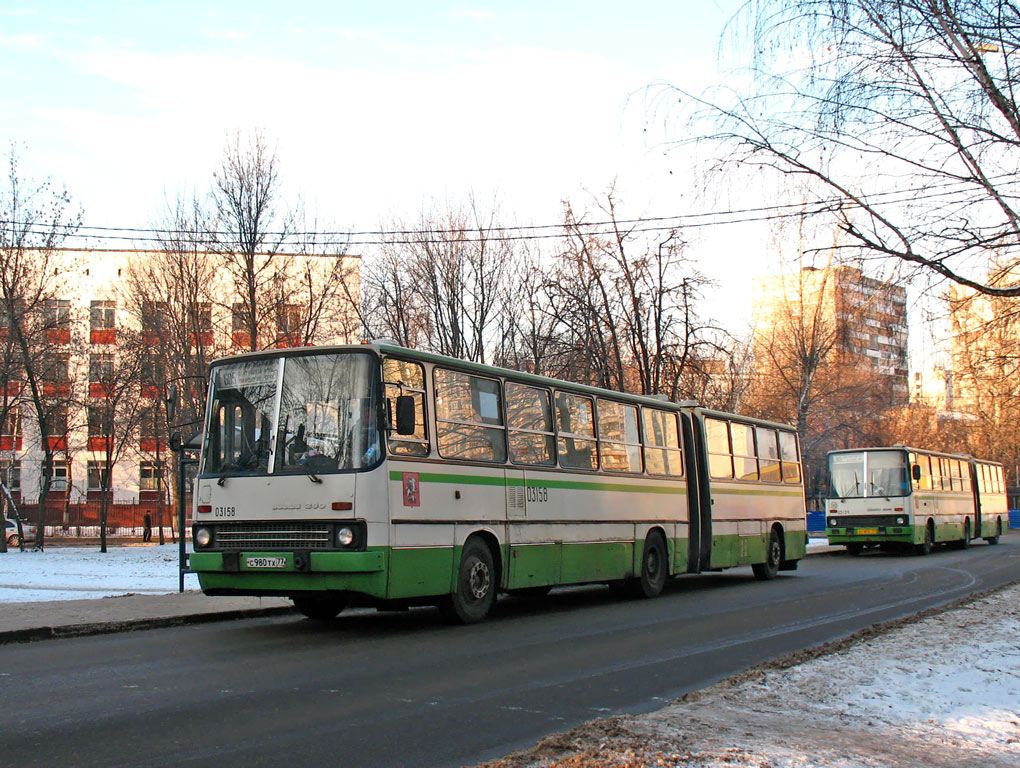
xmin=189 ymin=343 xmax=807 ymax=623
xmin=825 ymin=446 xmax=1008 ymax=555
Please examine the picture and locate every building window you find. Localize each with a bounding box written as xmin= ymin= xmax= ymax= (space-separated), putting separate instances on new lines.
xmin=43 ymin=460 xmax=68 ymax=492
xmin=139 ymin=461 xmax=164 ymax=491
xmin=43 ymin=352 xmax=70 ymax=384
xmin=276 ymin=304 xmax=304 ymax=347
xmin=42 ymin=299 xmax=71 ymax=328
xmin=87 ymin=403 xmax=113 ymax=438
xmin=231 ymin=303 xmax=252 ymax=346
xmin=0 ymin=459 xmax=20 ymax=493
xmin=89 ymin=353 xmax=114 ymax=382
xmin=189 ymin=302 xmax=214 ymax=347
xmin=90 ymin=300 xmax=115 ymax=330
xmin=87 ymin=460 xmax=110 ymax=491
xmin=141 ymin=301 xmax=168 ymax=343
xmin=43 ymin=403 xmax=68 ymax=437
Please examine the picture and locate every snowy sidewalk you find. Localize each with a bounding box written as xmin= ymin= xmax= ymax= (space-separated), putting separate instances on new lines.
xmin=0 ymin=545 xmax=290 ymax=642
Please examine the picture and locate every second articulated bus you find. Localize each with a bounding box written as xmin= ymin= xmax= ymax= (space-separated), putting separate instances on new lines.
xmin=825 ymin=446 xmax=1008 ymax=555
xmin=189 ymin=343 xmax=807 ymax=623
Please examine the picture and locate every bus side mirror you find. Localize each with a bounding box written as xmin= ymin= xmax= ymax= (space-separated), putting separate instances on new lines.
xmin=912 ymin=464 xmax=922 ymax=481
xmin=395 ymin=396 xmax=416 ymax=436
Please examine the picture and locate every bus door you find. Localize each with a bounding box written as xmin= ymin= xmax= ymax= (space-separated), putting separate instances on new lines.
xmin=969 ymin=461 xmax=982 ymax=536
xmin=680 ymin=411 xmax=712 ymax=573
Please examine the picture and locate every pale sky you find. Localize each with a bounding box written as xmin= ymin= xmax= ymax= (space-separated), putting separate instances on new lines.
xmin=1 ymin=1 xmax=777 ymax=331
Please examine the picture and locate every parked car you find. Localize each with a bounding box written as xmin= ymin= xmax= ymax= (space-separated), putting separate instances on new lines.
xmin=4 ymin=517 xmax=37 ymax=546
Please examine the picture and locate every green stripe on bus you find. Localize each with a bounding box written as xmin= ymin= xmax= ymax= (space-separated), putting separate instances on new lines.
xmin=388 ymin=471 xmax=686 ymax=495
xmin=711 ymin=487 xmax=804 ymax=498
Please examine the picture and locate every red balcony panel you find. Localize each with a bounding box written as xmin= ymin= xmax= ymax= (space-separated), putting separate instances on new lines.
xmin=139 ymin=438 xmax=166 ymax=453
xmin=275 ymin=333 xmax=301 ymax=349
xmin=4 ymin=381 xmax=22 ymax=397
xmin=91 ymin=328 xmax=117 ymax=345
xmin=0 ymin=435 xmax=22 ymax=451
xmin=88 ymin=436 xmax=112 ymax=452
xmin=86 ymin=489 xmax=113 ymax=501
xmin=89 ymin=382 xmax=111 ymax=398
xmin=45 ymin=328 xmax=71 ymax=344
xmin=141 ymin=384 xmax=160 ymax=398
xmin=141 ymin=331 xmax=161 ymax=345
xmin=231 ymin=331 xmax=251 ymax=348
xmin=42 ymin=381 xmax=70 ymax=397
xmin=46 ymin=435 xmax=67 ymax=451
xmin=189 ymin=331 xmax=214 ymax=347
xmin=139 ymin=490 xmax=162 ymax=502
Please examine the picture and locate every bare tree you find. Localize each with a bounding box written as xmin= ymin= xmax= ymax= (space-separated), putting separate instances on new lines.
xmin=670 ymin=0 xmax=1020 ymax=296
xmin=0 ymin=148 xmax=82 ymax=549
xmin=210 ymin=130 xmax=294 ymax=351
xmin=363 ymin=199 xmax=519 ymax=363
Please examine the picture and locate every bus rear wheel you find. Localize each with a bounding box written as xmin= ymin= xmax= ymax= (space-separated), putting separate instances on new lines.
xmin=753 ymin=527 xmax=782 ymax=580
xmin=630 ymin=531 xmax=668 ymax=598
xmin=292 ymin=595 xmax=347 ymax=621
xmin=441 ymin=538 xmax=496 ymax=624
xmin=985 ymin=519 xmax=1002 ymax=545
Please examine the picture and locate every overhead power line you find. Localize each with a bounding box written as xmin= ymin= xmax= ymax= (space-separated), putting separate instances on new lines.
xmin=1 ymin=174 xmax=1017 ymax=249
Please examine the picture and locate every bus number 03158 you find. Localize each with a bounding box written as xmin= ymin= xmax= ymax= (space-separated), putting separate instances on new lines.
xmin=526 ymin=486 xmax=549 ymax=503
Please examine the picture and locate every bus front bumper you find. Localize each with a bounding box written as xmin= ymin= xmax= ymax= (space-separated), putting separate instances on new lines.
xmin=190 ymin=549 xmax=388 ymax=597
xmin=827 ymin=526 xmax=916 ymax=544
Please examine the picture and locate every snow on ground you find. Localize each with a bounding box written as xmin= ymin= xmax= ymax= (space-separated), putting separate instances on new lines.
xmin=0 ymin=544 xmax=198 ymax=602
xmin=479 ymin=583 xmax=1020 ymax=768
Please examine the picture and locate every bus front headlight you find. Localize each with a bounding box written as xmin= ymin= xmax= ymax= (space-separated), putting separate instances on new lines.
xmin=896 ymin=517 xmax=906 ymax=526
xmin=337 ymin=527 xmax=355 ymax=547
xmin=828 ymin=518 xmax=837 ymax=528
xmin=195 ymin=527 xmax=212 ymax=548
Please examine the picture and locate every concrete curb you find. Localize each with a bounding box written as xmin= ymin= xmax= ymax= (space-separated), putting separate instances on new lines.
xmin=0 ymin=605 xmax=295 ymax=645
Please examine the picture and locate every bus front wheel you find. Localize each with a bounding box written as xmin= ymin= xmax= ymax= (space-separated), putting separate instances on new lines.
xmin=292 ymin=595 xmax=347 ymax=621
xmin=441 ymin=538 xmax=496 ymax=624
xmin=753 ymin=527 xmax=782 ymax=580
xmin=916 ymin=522 xmax=934 ymax=555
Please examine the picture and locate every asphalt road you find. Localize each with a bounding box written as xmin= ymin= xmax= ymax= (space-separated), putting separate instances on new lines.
xmin=3 ymin=540 xmax=1018 ymax=768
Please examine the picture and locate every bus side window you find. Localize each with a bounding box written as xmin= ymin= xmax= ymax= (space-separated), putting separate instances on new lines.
xmin=730 ymin=422 xmax=757 ymax=481
xmin=597 ymin=399 xmax=642 ymax=473
xmin=434 ymin=368 xmax=507 ymax=463
xmin=778 ymin=431 xmax=801 ymax=484
xmin=383 ymin=358 xmax=429 ymax=457
xmin=756 ymin=427 xmax=781 ymax=482
xmin=996 ymin=465 xmax=1004 ymax=493
xmin=555 ymin=391 xmax=597 ymax=470
xmin=506 ymin=382 xmax=555 ymax=466
xmin=920 ymin=455 xmax=933 ymax=491
xmin=705 ymin=418 xmax=733 ymax=479
xmin=643 ymin=408 xmax=683 ymax=477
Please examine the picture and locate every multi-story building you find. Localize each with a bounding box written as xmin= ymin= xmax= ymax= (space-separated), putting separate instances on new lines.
xmin=751 ymin=265 xmax=909 ymax=404
xmin=0 ymin=248 xmax=360 ymax=523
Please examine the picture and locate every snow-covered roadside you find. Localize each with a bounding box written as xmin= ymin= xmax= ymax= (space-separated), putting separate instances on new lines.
xmin=0 ymin=545 xmax=198 ymax=602
xmin=479 ymin=583 xmax=1020 ymax=768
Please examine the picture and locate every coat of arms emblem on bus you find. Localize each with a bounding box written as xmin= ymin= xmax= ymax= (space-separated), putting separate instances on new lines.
xmin=402 ymin=472 xmax=420 ymax=507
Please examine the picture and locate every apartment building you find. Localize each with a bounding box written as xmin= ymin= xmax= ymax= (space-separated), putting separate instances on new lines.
xmin=0 ymin=248 xmax=360 ymax=515
xmin=751 ymin=265 xmax=909 ymax=403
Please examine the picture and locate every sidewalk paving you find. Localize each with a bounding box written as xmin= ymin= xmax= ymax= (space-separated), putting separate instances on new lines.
xmin=0 ymin=538 xmax=841 ymax=644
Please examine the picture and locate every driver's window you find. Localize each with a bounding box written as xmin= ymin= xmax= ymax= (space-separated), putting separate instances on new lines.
xmin=383 ymin=358 xmax=429 ymax=457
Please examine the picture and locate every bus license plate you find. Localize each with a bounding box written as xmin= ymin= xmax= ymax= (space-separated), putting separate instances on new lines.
xmin=856 ymin=528 xmax=878 ymax=535
xmin=246 ymin=556 xmax=287 ymax=569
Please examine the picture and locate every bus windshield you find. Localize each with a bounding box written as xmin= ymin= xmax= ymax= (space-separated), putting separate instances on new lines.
xmin=202 ymin=352 xmax=381 ymax=476
xmin=828 ymin=450 xmax=910 ymax=499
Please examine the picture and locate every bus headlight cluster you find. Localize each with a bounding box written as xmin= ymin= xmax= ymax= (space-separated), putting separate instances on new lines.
xmin=195 ymin=527 xmax=212 ymax=548
xmin=337 ymin=527 xmax=355 ymax=547
xmin=828 ymin=518 xmax=838 ymax=528
xmin=896 ymin=517 xmax=906 ymax=526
